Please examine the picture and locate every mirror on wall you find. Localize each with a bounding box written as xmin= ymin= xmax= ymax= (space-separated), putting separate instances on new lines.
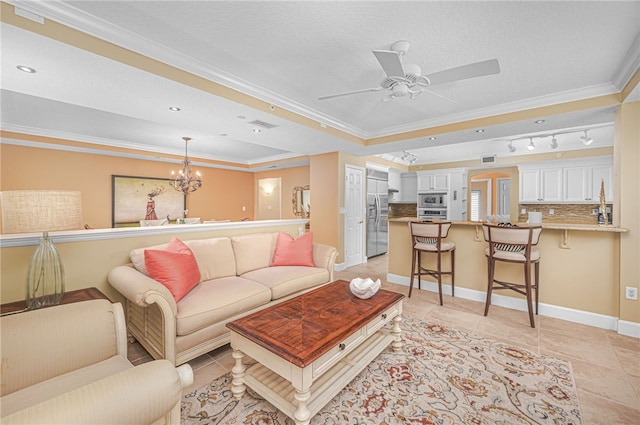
xmin=292 ymin=186 xmax=310 ymax=218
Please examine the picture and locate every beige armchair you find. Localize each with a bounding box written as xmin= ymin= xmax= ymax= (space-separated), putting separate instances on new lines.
xmin=0 ymin=299 xmax=193 ymax=424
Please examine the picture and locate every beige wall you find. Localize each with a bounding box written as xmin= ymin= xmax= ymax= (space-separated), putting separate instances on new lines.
xmin=254 ymin=166 xmax=310 ymax=220
xmin=615 ymin=101 xmax=640 ymax=323
xmin=0 ymin=142 xmax=256 ymax=229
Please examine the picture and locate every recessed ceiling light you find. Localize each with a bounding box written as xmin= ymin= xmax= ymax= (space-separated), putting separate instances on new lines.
xmin=168 ymin=106 xmax=181 ymax=111
xmin=476 ymin=129 xmax=485 ymax=133
xmin=534 ymin=119 xmax=545 ymax=124
xmin=17 ymin=65 xmax=36 ymax=73
xmin=428 ymin=137 xmax=436 ymax=141
xmin=219 ymin=133 xmax=228 ymax=137
xmin=252 ymin=128 xmax=261 ymax=133
xmin=237 ymin=115 xmax=246 ymax=120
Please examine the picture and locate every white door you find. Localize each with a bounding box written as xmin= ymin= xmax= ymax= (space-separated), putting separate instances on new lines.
xmin=497 ymin=178 xmax=511 ymax=215
xmin=345 ymin=165 xmax=365 ymax=268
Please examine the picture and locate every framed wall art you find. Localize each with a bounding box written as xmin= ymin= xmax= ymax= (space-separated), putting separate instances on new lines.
xmin=111 ymin=175 xmax=186 ymax=228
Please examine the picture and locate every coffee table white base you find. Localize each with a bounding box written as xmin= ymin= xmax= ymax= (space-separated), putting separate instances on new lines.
xmin=231 ymin=310 xmax=402 ymax=425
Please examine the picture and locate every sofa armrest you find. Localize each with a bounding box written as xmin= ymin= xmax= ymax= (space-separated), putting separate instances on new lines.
xmin=313 ymin=243 xmax=338 ymax=281
xmin=1 ymin=360 xmax=193 ymax=425
xmin=108 ymin=264 xmax=177 ymax=315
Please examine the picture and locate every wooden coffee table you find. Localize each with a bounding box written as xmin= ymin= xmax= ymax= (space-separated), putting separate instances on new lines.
xmin=226 ymin=280 xmax=404 ymax=425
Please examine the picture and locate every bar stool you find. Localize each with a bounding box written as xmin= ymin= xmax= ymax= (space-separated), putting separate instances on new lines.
xmin=482 ymin=223 xmax=542 ymax=328
xmin=408 ymin=221 xmax=455 ymax=305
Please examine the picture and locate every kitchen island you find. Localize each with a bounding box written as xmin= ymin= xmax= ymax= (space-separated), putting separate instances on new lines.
xmin=388 ymin=218 xmax=628 ymax=331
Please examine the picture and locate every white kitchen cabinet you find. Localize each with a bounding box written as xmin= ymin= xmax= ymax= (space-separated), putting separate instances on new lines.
xmin=388 ymin=169 xmax=401 ymax=192
xmin=400 ymin=172 xmax=417 ymax=202
xmin=519 ymin=168 xmax=562 ymax=202
xmin=521 ymin=157 xmax=613 ymax=203
xmin=563 ymin=167 xmax=589 ymax=202
xmin=417 ymin=172 xmax=448 ymax=192
xmin=589 ymin=164 xmax=612 ymax=202
xmin=563 ymin=162 xmax=612 ymax=202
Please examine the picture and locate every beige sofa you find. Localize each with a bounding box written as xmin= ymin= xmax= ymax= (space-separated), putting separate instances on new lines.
xmin=0 ymin=299 xmax=193 ymax=425
xmin=108 ymin=232 xmax=338 ymax=365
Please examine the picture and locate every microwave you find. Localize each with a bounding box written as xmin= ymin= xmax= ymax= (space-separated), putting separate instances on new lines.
xmin=418 ymin=192 xmax=447 ymax=208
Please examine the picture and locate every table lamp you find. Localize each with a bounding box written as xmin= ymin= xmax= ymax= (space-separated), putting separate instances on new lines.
xmin=0 ymin=191 xmax=82 ymax=309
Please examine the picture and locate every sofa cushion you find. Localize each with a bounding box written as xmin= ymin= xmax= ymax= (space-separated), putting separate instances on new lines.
xmin=271 ymin=231 xmax=315 ymax=267
xmin=183 ymin=237 xmax=236 ymax=280
xmin=175 ymin=277 xmax=272 ymax=336
xmin=231 ymin=233 xmax=277 ymax=275
xmin=131 ymin=237 xmax=236 ymax=281
xmin=1 ymin=355 xmax=131 ymax=417
xmin=241 ymin=266 xmax=330 ymax=300
xmin=145 ymin=239 xmax=201 ymax=302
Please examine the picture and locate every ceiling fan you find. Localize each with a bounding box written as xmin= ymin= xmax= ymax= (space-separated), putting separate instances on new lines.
xmin=318 ymin=40 xmax=500 ymax=103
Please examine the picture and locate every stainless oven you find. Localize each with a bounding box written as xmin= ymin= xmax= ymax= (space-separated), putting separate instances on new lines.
xmin=418 ymin=192 xmax=448 ymax=208
xmin=418 ymin=208 xmax=448 ymax=221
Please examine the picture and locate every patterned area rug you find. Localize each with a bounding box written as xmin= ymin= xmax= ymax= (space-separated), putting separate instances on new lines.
xmin=182 ymin=317 xmax=582 ymax=424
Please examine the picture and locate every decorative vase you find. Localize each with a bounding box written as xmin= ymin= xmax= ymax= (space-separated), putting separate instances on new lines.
xmin=26 ymin=232 xmax=65 ymax=309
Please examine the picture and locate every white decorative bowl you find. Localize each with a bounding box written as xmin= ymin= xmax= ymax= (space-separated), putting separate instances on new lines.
xmin=349 ymin=278 xmax=381 ymax=299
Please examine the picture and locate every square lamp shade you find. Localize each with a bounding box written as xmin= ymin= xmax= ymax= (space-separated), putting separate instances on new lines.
xmin=0 ymin=191 xmax=82 ymax=309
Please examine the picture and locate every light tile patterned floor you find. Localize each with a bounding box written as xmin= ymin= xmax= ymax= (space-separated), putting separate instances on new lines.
xmin=128 ymin=254 xmax=640 ymax=424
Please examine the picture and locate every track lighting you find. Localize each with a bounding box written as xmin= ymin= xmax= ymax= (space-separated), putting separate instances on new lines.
xmin=580 ymin=130 xmax=593 ymax=146
xmin=400 ymin=151 xmax=418 ymax=164
xmin=507 ymin=141 xmax=516 ymax=153
xmin=549 ymin=135 xmax=558 ymax=149
xmin=527 ymin=138 xmax=535 ymax=151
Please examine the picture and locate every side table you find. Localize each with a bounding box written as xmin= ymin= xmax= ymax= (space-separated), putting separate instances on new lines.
xmin=0 ymin=287 xmax=109 ymax=315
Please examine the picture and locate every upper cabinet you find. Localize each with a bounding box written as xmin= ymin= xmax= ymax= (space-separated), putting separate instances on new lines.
xmin=520 ymin=167 xmax=562 ymax=202
xmin=417 ymin=172 xmax=449 ymax=192
xmin=519 ymin=157 xmax=613 ymax=203
xmin=400 ymin=172 xmax=417 ymax=202
xmin=563 ymin=163 xmax=612 ymax=203
xmin=388 ymin=169 xmax=401 ymax=192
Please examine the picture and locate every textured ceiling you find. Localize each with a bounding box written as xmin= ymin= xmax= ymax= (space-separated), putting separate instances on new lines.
xmin=1 ymin=1 xmax=638 ymax=169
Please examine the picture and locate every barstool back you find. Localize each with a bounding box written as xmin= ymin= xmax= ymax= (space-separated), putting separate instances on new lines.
xmin=409 ymin=221 xmax=453 ymax=251
xmin=483 ymin=224 xmax=542 ymax=262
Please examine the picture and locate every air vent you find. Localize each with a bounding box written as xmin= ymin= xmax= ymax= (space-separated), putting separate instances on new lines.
xmin=481 ymin=155 xmax=497 ymax=164
xmin=249 ymin=120 xmax=278 ymax=130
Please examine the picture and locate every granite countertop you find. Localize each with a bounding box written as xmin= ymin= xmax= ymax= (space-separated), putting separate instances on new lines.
xmin=387 ymin=217 xmax=628 ymax=232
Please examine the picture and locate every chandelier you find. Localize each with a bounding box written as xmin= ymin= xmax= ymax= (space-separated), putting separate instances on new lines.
xmin=171 ymin=137 xmax=202 ymax=195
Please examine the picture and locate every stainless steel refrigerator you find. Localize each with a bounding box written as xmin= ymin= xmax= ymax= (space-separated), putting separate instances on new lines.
xmin=366 ymin=170 xmax=389 ymax=258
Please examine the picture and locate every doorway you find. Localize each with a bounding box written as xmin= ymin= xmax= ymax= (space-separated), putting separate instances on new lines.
xmin=256 ymin=178 xmax=281 ymax=220
xmin=344 ymin=165 xmax=365 ymax=268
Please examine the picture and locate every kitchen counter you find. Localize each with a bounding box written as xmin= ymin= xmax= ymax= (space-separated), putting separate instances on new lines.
xmin=388 ymin=217 xmax=628 ymax=233
xmin=387 ymin=217 xmax=625 ymax=328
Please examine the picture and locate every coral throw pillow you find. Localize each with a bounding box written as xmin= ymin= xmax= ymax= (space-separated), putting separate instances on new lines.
xmin=271 ymin=231 xmax=315 ymax=267
xmin=144 ymin=238 xmax=201 ymax=302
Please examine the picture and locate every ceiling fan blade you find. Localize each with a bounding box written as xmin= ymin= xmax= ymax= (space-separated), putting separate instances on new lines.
xmin=425 ymin=59 xmax=500 ymax=86
xmin=318 ymin=87 xmax=383 ymax=100
xmin=416 ymin=88 xmax=457 ymax=104
xmin=372 ymin=50 xmax=405 ymax=77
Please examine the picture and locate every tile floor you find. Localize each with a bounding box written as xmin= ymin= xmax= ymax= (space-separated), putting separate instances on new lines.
xmin=128 ymin=254 xmax=640 ymax=424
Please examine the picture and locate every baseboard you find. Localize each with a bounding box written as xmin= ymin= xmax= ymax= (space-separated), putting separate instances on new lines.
xmin=618 ymin=320 xmax=640 ymax=338
xmin=387 ymin=273 xmax=636 ymax=338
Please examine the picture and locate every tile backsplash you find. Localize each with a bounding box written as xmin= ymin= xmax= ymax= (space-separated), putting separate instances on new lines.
xmin=518 ymin=203 xmax=612 ymax=225
xmin=388 ymin=202 xmax=417 ymax=218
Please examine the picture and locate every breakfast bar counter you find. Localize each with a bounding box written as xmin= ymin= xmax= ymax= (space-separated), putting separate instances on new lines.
xmin=387 ymin=218 xmax=625 ymax=329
